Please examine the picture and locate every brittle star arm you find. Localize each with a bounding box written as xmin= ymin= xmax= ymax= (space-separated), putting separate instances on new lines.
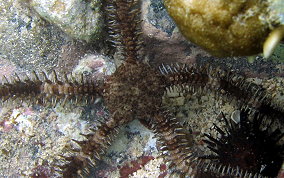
xmin=0 ymin=71 xmax=114 ymax=177
xmin=158 ymin=63 xmax=284 ymax=122
xmin=105 ymin=0 xmax=143 ymax=63
xmin=0 ymin=71 xmax=104 ymax=106
xmin=58 ymin=116 xmax=121 ymax=178
xmin=140 ymin=110 xmax=273 ymax=177
xmin=139 ymin=110 xmax=197 ymax=177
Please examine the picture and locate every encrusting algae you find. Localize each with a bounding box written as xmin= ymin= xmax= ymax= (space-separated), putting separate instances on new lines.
xmin=163 ymin=0 xmax=284 ymax=57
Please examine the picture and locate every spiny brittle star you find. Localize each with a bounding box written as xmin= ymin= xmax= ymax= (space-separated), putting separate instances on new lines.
xmin=0 ymin=0 xmax=283 ymax=177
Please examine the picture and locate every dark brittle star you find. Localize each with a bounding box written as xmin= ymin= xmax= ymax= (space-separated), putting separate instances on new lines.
xmin=0 ymin=0 xmax=283 ymax=177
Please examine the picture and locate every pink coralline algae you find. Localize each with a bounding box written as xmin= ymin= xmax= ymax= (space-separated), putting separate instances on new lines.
xmin=30 ymin=165 xmax=52 ymax=178
xmin=158 ymin=164 xmax=168 ymax=178
xmin=119 ymin=155 xmax=155 ymax=177
xmin=0 ymin=120 xmax=14 ymax=132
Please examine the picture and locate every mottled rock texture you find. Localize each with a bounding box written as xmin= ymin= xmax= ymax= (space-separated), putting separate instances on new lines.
xmin=30 ymin=0 xmax=103 ymax=42
xmin=0 ymin=0 xmax=67 ymax=71
xmin=268 ymin=0 xmax=284 ymax=24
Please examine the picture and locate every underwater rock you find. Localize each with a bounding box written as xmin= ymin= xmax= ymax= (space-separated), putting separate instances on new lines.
xmin=0 ymin=0 xmax=66 ymax=71
xmin=268 ymin=43 xmax=284 ymax=62
xmin=72 ymin=54 xmax=116 ymax=81
xmin=146 ymin=0 xmax=176 ymax=36
xmin=30 ymin=0 xmax=103 ymax=42
xmin=141 ymin=0 xmax=211 ymax=65
xmin=267 ymin=0 xmax=284 ymax=24
xmin=163 ymin=0 xmax=284 ymax=57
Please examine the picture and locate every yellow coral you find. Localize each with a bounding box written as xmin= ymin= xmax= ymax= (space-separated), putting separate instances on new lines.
xmin=164 ymin=0 xmax=274 ymax=57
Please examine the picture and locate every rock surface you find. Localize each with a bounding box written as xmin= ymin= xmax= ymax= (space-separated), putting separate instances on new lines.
xmin=30 ymin=0 xmax=103 ymax=42
xmin=0 ymin=0 xmax=67 ymax=72
xmin=268 ymin=0 xmax=284 ymax=25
